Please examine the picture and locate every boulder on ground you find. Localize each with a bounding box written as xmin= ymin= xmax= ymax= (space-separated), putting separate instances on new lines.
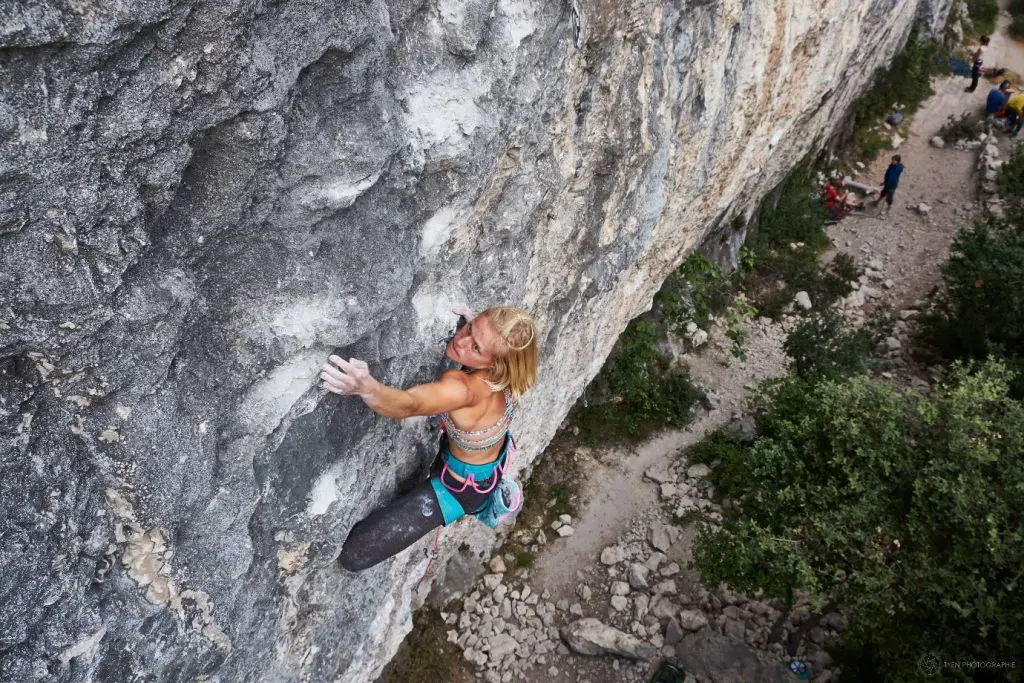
xmin=929 ymin=135 xmax=945 ymax=148
xmin=649 ymin=522 xmax=672 ymax=552
xmin=678 ymin=609 xmax=709 ymax=631
xmin=686 ymin=463 xmax=712 ymax=479
xmin=560 ymin=618 xmax=658 ymax=660
xmin=600 ymin=545 xmax=624 ymax=566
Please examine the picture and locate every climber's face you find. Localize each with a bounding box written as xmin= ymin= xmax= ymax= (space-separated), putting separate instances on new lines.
xmin=446 ymin=314 xmax=498 ymax=370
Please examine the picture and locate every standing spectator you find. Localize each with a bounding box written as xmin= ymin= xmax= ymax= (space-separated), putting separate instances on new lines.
xmin=873 ymin=155 xmax=904 ymax=213
xmin=965 ymin=36 xmax=990 ymax=93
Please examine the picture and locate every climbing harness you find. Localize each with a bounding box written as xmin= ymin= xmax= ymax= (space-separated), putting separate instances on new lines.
xmin=429 ymin=433 xmax=522 ymax=525
xmin=416 ymin=437 xmax=523 ymax=587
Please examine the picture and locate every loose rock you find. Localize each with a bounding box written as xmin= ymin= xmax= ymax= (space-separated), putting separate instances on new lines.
xmin=679 ymin=610 xmax=709 ymax=631
xmin=560 ymin=619 xmax=658 ymax=660
xmin=600 ymin=546 xmax=624 ymax=566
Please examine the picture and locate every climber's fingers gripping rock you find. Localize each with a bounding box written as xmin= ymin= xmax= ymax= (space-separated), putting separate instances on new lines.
xmin=451 ymin=306 xmax=476 ymax=322
xmin=321 ymin=356 xmax=376 ymax=397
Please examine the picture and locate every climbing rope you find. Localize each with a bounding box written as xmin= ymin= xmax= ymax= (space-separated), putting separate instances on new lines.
xmin=416 ymin=526 xmax=444 ymax=589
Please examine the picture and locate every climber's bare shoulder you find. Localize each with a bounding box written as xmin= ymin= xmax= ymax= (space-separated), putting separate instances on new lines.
xmin=404 ymin=370 xmax=480 ymax=416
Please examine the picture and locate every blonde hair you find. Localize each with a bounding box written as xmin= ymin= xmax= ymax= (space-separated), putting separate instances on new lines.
xmin=482 ymin=307 xmax=539 ymax=399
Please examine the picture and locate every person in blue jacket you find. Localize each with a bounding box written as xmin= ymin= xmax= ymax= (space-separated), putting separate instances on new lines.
xmin=874 ymin=155 xmax=904 ymax=212
xmin=987 ymin=81 xmax=1012 ymax=116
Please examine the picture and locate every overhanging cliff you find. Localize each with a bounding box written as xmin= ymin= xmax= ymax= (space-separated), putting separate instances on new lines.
xmin=0 ymin=0 xmax=949 ymax=680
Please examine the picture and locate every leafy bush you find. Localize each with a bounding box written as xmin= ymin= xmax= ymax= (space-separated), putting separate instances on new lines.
xmin=856 ymin=128 xmax=887 ymax=161
xmin=692 ymin=360 xmax=1024 ymax=675
xmin=683 ymin=430 xmax=752 ymax=507
xmin=852 ymin=33 xmax=947 ymax=126
xmin=571 ymin=319 xmax=705 ymax=441
xmin=783 ymin=310 xmax=875 ymax=380
xmin=723 ymin=294 xmax=757 ymax=360
xmin=996 ymin=146 xmax=1024 ymax=213
xmin=938 ymin=112 xmax=985 ymax=143
xmin=659 ymin=252 xmax=737 ymax=332
xmin=745 ymin=164 xmax=832 ymax=318
xmin=379 ymin=606 xmax=467 ymax=682
xmin=966 ymin=0 xmax=999 ymax=35
xmin=829 ymin=251 xmax=858 ymax=284
xmin=1012 ymin=14 xmax=1024 ymax=39
xmin=921 ymin=220 xmax=1024 ymax=366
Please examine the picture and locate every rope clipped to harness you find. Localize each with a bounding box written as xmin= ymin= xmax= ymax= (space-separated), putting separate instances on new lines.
xmin=416 ymin=526 xmax=444 ymax=589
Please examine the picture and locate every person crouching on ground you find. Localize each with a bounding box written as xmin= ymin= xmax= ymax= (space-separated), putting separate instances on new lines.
xmin=987 ymin=81 xmax=1012 ymax=119
xmin=324 ymin=306 xmax=539 ymax=572
xmin=824 ymin=178 xmax=862 ymax=220
xmin=873 ymin=155 xmax=904 ymax=213
xmin=1005 ymin=91 xmax=1024 ymax=137
xmin=824 ymin=178 xmax=846 ymax=220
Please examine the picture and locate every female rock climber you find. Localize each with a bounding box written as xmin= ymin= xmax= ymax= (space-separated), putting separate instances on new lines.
xmin=322 ymin=306 xmax=539 ymax=572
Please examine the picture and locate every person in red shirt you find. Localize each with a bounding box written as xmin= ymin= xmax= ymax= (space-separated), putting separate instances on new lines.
xmin=824 ymin=178 xmax=863 ymax=220
xmin=824 ymin=179 xmax=847 ymax=220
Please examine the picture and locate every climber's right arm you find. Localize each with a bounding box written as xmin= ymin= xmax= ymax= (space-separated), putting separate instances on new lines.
xmin=321 ymin=358 xmax=474 ymax=419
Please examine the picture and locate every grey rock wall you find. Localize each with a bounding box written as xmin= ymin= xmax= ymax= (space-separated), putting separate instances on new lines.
xmin=1 ymin=1 xmax=947 ymax=681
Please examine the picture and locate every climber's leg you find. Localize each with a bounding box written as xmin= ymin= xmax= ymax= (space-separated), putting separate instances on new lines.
xmin=337 ymin=469 xmax=496 ymax=572
xmin=338 ymin=480 xmax=445 ymax=572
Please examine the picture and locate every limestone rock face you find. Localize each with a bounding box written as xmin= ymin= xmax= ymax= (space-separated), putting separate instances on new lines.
xmin=1 ymin=0 xmax=947 ymax=681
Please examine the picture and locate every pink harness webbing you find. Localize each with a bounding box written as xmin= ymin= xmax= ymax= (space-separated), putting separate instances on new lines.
xmin=439 ymin=434 xmax=517 ymax=495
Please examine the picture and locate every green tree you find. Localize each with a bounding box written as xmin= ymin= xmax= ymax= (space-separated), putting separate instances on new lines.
xmin=922 ymin=219 xmax=1024 ymax=395
xmin=692 ymin=361 xmax=1024 ymax=680
xmin=783 ymin=310 xmax=875 ymax=380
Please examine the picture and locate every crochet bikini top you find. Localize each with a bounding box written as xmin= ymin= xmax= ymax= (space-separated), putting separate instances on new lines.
xmin=441 ymin=387 xmax=516 ymax=452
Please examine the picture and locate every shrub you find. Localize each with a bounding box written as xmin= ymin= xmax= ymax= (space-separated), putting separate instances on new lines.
xmin=856 ymin=128 xmax=887 ymax=161
xmin=571 ymin=319 xmax=706 ymax=441
xmin=723 ymin=294 xmax=757 ymax=360
xmin=783 ymin=310 xmax=875 ymax=380
xmin=938 ymin=112 xmax=985 ymax=143
xmin=966 ymin=0 xmax=999 ymax=35
xmin=745 ymin=163 xmax=835 ymax=318
xmin=658 ymin=252 xmax=736 ymax=333
xmin=692 ymin=360 xmax=1024 ymax=674
xmin=829 ymin=251 xmax=858 ymax=283
xmin=851 ymin=33 xmax=947 ymax=127
xmin=379 ymin=606 xmax=467 ymax=682
xmin=996 ymin=145 xmax=1024 ymax=213
xmin=1012 ymin=14 xmax=1024 ymax=39
xmin=921 ymin=220 xmax=1024 ymax=365
xmin=683 ymin=430 xmax=751 ymax=505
